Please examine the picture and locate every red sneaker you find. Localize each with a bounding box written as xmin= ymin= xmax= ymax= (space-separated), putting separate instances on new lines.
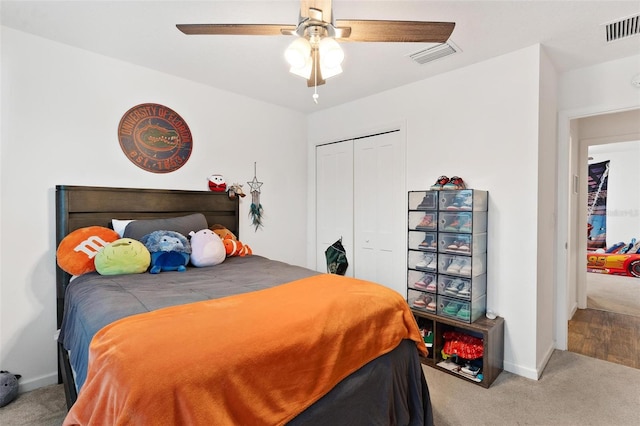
xmin=444 ymin=176 xmax=466 ymax=190
xmin=430 ymin=176 xmax=449 ymax=190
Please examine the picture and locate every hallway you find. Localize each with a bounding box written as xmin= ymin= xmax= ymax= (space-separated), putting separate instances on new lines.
xmin=568 ymin=308 xmax=639 ymax=369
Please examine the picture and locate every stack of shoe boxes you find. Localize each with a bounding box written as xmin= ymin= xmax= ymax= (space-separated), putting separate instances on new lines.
xmin=407 ymin=189 xmax=488 ymax=323
xmin=407 ymin=191 xmax=439 ymax=314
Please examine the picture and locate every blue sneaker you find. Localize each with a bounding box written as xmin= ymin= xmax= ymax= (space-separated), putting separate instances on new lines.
xmin=445 ymin=278 xmax=465 ymax=295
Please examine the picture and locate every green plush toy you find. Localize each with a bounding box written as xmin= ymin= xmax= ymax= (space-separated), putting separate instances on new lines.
xmin=94 ymin=238 xmax=151 ymax=275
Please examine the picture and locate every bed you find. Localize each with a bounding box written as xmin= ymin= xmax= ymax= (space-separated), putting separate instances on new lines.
xmin=55 ymin=185 xmax=433 ymax=425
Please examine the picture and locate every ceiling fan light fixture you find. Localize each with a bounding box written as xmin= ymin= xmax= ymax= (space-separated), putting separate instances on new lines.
xmin=286 ymin=35 xmax=344 ymax=81
xmin=318 ymin=37 xmax=344 ymax=68
xmin=320 ymin=63 xmax=342 ymax=79
xmin=289 ymin=56 xmax=313 ymax=79
xmin=285 ymin=37 xmax=311 ymax=68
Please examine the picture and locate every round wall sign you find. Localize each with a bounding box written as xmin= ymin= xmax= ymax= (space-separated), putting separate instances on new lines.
xmin=118 ymin=103 xmax=192 ymax=173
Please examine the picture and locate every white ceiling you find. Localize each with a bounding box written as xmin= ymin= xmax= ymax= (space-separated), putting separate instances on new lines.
xmin=2 ymin=1 xmax=639 ymax=113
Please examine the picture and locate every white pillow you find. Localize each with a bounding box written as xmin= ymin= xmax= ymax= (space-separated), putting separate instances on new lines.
xmin=112 ymin=219 xmax=134 ymax=237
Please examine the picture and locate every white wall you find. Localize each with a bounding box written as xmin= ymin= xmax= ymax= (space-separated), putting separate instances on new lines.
xmin=307 ymin=45 xmax=547 ymax=378
xmin=0 ymin=27 xmax=308 ymax=391
xmin=535 ymin=47 xmax=558 ymax=374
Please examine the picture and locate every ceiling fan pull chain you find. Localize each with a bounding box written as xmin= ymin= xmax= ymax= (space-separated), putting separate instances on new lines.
xmin=313 ymin=48 xmax=319 ymax=104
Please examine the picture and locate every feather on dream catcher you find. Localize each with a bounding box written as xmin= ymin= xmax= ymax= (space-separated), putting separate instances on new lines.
xmin=247 ymin=162 xmax=263 ymax=231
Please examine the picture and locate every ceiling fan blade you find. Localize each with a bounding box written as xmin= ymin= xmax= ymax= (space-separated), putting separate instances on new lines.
xmin=335 ymin=20 xmax=455 ymax=43
xmin=176 ymin=24 xmax=297 ymax=36
xmin=307 ymin=48 xmax=326 ymax=87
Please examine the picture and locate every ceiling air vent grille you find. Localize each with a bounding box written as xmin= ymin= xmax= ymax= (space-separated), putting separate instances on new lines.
xmin=603 ymin=13 xmax=640 ymax=42
xmin=409 ymin=41 xmax=459 ymax=65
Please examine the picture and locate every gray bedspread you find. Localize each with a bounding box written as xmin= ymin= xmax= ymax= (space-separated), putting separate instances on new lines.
xmin=58 ymin=255 xmax=433 ymax=425
xmin=58 ymin=255 xmax=319 ymax=391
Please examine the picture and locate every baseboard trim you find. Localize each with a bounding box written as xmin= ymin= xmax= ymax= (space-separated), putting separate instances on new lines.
xmin=503 ymin=360 xmax=539 ymax=380
xmin=569 ymin=301 xmax=578 ymax=318
xmin=536 ymin=344 xmax=555 ymax=378
xmin=18 ymin=371 xmax=58 ymax=393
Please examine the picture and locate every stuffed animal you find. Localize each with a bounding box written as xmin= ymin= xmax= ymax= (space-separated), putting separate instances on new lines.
xmin=227 ymin=183 xmax=246 ymax=199
xmin=222 ymin=237 xmax=252 ymax=257
xmin=209 ymin=224 xmax=252 ymax=257
xmin=188 ymin=229 xmax=226 ymax=267
xmin=94 ymin=238 xmax=151 ymax=275
xmin=210 ymin=224 xmax=237 ymax=241
xmin=207 ymin=174 xmax=226 ymax=192
xmin=140 ymin=230 xmax=191 ymax=274
xmin=57 ymin=226 xmax=120 ymax=276
xmin=0 ymin=371 xmax=21 ymax=407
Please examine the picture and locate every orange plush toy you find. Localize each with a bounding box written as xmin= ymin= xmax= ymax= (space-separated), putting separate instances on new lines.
xmin=210 ymin=224 xmax=237 ymax=241
xmin=222 ymin=236 xmax=252 ymax=257
xmin=210 ymin=224 xmax=252 ymax=257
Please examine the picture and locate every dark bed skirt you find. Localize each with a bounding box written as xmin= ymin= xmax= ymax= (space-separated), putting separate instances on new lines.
xmin=59 ymin=340 xmax=432 ymax=425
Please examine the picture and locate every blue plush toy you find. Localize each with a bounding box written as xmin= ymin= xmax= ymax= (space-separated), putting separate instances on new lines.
xmin=0 ymin=371 xmax=21 ymax=407
xmin=140 ymin=230 xmax=191 ymax=274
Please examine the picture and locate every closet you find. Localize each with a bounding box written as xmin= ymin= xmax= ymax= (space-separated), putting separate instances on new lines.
xmin=315 ymin=129 xmax=405 ymax=295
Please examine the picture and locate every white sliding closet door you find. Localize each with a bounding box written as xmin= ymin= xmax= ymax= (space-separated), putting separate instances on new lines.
xmin=353 ymin=131 xmax=404 ymax=295
xmin=316 ymin=130 xmax=404 ymax=294
xmin=315 ymin=141 xmax=354 ymax=276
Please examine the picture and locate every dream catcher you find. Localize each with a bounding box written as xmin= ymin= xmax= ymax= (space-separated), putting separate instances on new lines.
xmin=247 ymin=162 xmax=264 ymax=231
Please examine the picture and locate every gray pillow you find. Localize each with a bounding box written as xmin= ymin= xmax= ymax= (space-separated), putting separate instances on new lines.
xmin=123 ymin=213 xmax=208 ymax=241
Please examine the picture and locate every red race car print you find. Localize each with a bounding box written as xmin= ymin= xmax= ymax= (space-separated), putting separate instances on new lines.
xmin=586 ymin=252 xmax=640 ymax=278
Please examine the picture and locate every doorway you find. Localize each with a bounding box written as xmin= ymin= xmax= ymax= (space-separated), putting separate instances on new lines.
xmin=566 ymin=110 xmax=640 ymax=369
xmin=584 ymin=141 xmax=640 ymax=316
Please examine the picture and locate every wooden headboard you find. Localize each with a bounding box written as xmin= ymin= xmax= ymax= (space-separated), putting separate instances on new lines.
xmin=55 ymin=185 xmax=239 ymax=327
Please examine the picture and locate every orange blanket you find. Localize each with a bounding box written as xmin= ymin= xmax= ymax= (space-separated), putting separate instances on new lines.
xmin=64 ymin=274 xmax=425 ymax=426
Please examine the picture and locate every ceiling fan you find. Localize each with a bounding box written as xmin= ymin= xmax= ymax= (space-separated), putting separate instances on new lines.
xmin=177 ymin=0 xmax=455 ymax=102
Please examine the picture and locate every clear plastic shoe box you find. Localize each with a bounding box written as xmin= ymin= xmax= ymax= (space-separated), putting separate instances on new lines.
xmin=437 ymin=294 xmax=486 ymax=323
xmin=408 ymin=250 xmax=438 ymax=272
xmin=438 ymin=253 xmax=486 ymax=277
xmin=409 ymin=230 xmax=438 ymax=252
xmin=407 ymin=188 xmax=489 ymax=326
xmin=437 ymin=274 xmax=487 ymax=300
xmin=438 ymin=211 xmax=487 ymax=234
xmin=409 ymin=211 xmax=438 ymax=231
xmin=409 ymin=190 xmax=438 ymax=211
xmin=439 ymin=189 xmax=488 ymax=212
xmin=408 ymin=289 xmax=437 ymax=313
xmin=438 ymin=232 xmax=487 ymax=256
xmin=408 ymin=269 xmax=437 ymax=293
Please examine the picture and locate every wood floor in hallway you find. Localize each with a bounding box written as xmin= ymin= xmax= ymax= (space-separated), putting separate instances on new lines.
xmin=568 ymin=308 xmax=639 ymax=369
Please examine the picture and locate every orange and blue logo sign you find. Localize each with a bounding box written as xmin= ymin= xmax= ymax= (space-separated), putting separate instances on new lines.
xmin=118 ymin=103 xmax=192 ymax=173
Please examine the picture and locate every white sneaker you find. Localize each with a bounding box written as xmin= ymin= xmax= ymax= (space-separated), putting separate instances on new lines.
xmin=416 ymin=254 xmax=435 ymax=269
xmin=459 ymin=259 xmax=472 ymax=276
xmin=446 ymin=258 xmax=464 ymax=273
xmin=458 ymin=281 xmax=471 ymax=297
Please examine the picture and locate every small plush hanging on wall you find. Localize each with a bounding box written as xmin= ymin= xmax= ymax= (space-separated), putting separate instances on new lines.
xmin=247 ymin=162 xmax=264 ymax=231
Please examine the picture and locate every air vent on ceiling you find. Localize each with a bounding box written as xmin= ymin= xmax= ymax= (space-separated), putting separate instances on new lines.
xmin=603 ymin=13 xmax=640 ymax=42
xmin=409 ymin=41 xmax=460 ymax=65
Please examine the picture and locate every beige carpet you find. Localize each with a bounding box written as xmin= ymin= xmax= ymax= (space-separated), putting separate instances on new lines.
xmin=0 ymin=383 xmax=66 ymax=425
xmin=1 ymin=350 xmax=639 ymax=425
xmin=587 ymin=272 xmax=640 ymax=317
xmin=426 ymin=349 xmax=640 ymax=426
